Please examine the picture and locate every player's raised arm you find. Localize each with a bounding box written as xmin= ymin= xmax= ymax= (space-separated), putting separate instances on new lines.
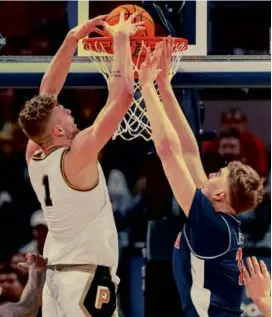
xmin=0 ymin=254 xmax=47 ymax=317
xmin=156 ymin=36 xmax=207 ymax=188
xmin=139 ymin=45 xmax=196 ymax=216
xmin=68 ymin=12 xmax=145 ymax=162
xmin=24 ymin=16 xmax=107 ymax=163
xmin=39 ymin=15 xmax=106 ymax=97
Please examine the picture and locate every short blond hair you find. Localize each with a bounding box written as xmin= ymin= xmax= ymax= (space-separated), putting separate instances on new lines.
xmin=18 ymin=95 xmax=56 ymax=142
xmin=227 ymin=161 xmax=264 ymax=214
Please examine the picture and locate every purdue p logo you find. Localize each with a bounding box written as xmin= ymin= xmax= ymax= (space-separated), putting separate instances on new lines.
xmin=95 ymin=286 xmax=110 ymax=309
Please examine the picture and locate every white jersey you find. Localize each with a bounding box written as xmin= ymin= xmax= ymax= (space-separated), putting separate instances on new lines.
xmin=28 ymin=146 xmax=119 ymax=278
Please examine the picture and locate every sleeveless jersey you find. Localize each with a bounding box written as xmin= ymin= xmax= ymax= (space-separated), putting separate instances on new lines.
xmin=28 ymin=147 xmax=119 ymax=279
xmin=173 ymin=189 xmax=244 ymax=317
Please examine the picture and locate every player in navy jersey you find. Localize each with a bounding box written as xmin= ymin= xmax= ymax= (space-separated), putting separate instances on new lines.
xmin=138 ymin=37 xmax=264 ymax=316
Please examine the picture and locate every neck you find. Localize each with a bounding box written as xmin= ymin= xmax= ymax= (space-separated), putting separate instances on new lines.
xmin=212 ymin=200 xmax=236 ymax=215
xmin=42 ymin=139 xmax=71 ymax=155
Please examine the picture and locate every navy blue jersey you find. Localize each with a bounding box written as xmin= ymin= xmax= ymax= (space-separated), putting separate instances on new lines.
xmin=173 ymin=189 xmax=244 ymax=317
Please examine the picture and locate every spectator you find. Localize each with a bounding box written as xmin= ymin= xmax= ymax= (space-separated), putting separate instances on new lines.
xmin=203 ymin=108 xmax=267 ymax=176
xmin=19 ymin=210 xmax=48 ymax=255
xmin=0 ymin=266 xmax=24 ymax=304
xmin=108 ymin=169 xmax=132 ymax=216
xmin=218 ymin=128 xmax=243 ymax=163
xmin=0 ymin=254 xmax=47 ymax=317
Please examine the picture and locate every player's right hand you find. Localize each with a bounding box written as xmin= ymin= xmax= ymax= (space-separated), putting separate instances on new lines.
xmin=18 ymin=253 xmax=48 ymax=273
xmin=68 ymin=15 xmax=108 ymax=41
xmin=156 ymin=36 xmax=175 ymax=84
xmin=103 ymin=10 xmax=145 ymax=37
xmin=139 ymin=44 xmax=163 ymax=86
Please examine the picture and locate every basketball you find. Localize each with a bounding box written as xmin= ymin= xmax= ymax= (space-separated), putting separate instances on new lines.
xmin=105 ymin=4 xmax=155 ymax=37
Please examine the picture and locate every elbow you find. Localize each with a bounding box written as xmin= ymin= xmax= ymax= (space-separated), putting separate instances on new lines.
xmin=156 ymin=136 xmax=181 ymax=159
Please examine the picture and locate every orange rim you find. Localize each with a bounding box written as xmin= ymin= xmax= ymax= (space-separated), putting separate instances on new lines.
xmin=83 ymin=36 xmax=188 ymax=56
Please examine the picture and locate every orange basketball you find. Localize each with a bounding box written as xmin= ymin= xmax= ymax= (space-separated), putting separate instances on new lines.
xmin=105 ymin=4 xmax=155 ymax=37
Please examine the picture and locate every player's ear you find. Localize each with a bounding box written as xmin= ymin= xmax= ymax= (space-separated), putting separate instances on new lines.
xmin=52 ymin=125 xmax=65 ymax=137
xmin=212 ymin=189 xmax=225 ymax=202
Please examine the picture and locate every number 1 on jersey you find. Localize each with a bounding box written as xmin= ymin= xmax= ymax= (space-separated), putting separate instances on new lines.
xmin=42 ymin=175 xmax=53 ymax=207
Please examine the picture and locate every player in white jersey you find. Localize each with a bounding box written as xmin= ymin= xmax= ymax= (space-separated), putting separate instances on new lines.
xmin=18 ymin=12 xmax=145 ymax=317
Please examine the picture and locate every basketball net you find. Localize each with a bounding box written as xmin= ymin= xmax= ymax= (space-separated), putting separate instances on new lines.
xmin=83 ymin=37 xmax=188 ymax=141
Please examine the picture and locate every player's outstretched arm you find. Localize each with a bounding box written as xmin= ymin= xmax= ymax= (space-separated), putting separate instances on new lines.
xmin=156 ymin=36 xmax=207 ymax=188
xmin=25 ymin=15 xmax=107 ymax=163
xmin=0 ymin=254 xmax=47 ymax=317
xmin=139 ymin=45 xmax=196 ymax=216
xmin=39 ymin=15 xmax=106 ymax=97
xmin=243 ymin=257 xmax=271 ymax=317
xmin=69 ymin=12 xmax=145 ymax=162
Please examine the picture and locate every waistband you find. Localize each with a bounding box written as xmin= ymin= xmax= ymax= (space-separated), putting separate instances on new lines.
xmin=47 ymin=264 xmax=119 ymax=284
xmin=47 ymin=264 xmax=97 ymax=273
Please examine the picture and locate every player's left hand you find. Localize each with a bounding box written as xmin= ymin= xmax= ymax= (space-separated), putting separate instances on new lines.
xmin=68 ymin=15 xmax=108 ymax=41
xmin=18 ymin=253 xmax=48 ymax=273
xmin=156 ymin=36 xmax=175 ymax=84
xmin=243 ymin=256 xmax=270 ymax=302
xmin=103 ymin=10 xmax=145 ymax=37
xmin=139 ymin=44 xmax=163 ymax=85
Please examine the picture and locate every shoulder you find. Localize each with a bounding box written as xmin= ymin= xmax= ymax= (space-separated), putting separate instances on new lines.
xmin=31 ymin=150 xmax=44 ymax=160
xmin=184 ymin=212 xmax=231 ymax=259
xmin=188 ymin=189 xmax=216 ymax=217
xmin=25 ymin=140 xmax=42 ymax=165
xmin=30 ymin=147 xmax=67 ymax=162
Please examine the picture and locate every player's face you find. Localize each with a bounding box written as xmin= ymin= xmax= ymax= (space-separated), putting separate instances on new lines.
xmin=202 ymin=167 xmax=230 ymax=203
xmin=51 ymin=105 xmax=79 ymax=140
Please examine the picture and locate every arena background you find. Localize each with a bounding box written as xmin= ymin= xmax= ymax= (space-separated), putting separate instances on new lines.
xmin=0 ymin=1 xmax=270 ymax=317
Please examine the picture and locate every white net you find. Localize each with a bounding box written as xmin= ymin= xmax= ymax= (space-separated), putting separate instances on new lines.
xmin=84 ymin=38 xmax=187 ymax=141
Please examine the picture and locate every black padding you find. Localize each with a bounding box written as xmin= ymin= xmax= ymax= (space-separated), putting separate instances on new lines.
xmin=83 ymin=266 xmax=117 ymax=317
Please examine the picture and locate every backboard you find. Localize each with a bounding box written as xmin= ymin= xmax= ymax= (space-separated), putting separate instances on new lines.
xmin=77 ymin=0 xmax=207 ymax=56
xmin=0 ymin=0 xmax=270 ymax=87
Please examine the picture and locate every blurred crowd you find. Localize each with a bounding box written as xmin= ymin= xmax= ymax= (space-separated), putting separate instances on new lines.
xmin=0 ymin=87 xmax=270 ymax=316
xmin=201 ymin=107 xmax=271 ymax=251
xmin=0 ymin=2 xmax=68 ymax=56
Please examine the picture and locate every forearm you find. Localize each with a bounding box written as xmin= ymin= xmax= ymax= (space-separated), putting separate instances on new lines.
xmin=0 ymin=271 xmax=45 ymax=317
xmin=19 ymin=270 xmax=45 ymax=308
xmin=79 ymin=33 xmax=133 ymax=153
xmin=141 ymin=83 xmax=181 ymax=152
xmin=156 ymin=81 xmax=207 ymax=187
xmin=95 ymin=32 xmax=133 ymax=130
xmin=254 ymin=297 xmax=271 ymax=317
xmin=89 ymin=92 xmax=131 ymax=147
xmin=157 ymin=80 xmax=199 ymax=155
xmin=39 ymin=33 xmax=78 ymax=97
xmin=108 ymin=33 xmax=133 ymax=100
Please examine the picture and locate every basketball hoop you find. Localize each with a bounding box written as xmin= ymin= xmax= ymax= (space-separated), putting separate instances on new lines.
xmin=83 ymin=36 xmax=188 ymax=141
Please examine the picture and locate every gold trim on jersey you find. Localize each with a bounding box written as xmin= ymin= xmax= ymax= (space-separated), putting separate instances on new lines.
xmin=32 ymin=146 xmax=64 ymax=161
xmin=60 ymin=148 xmax=100 ymax=192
